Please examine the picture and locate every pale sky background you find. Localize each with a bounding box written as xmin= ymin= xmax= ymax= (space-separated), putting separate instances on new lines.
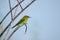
xmin=0 ymin=0 xmax=60 ymax=40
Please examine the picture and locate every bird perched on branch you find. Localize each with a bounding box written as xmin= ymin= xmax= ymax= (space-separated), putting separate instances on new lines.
xmin=12 ymin=15 xmax=31 ymax=33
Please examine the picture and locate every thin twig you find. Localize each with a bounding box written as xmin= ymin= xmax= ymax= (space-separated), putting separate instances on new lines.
xmin=14 ymin=6 xmax=18 ymax=17
xmin=9 ymin=0 xmax=13 ymax=20
xmin=0 ymin=0 xmax=24 ymax=37
xmin=0 ymin=0 xmax=35 ymax=38
xmin=3 ymin=0 xmax=13 ymax=40
xmin=7 ymin=24 xmax=23 ymax=40
xmin=3 ymin=0 xmax=12 ymax=39
xmin=17 ymin=0 xmax=23 ymax=9
xmin=7 ymin=0 xmax=36 ymax=40
xmin=0 ymin=0 xmax=24 ymax=24
xmin=3 ymin=27 xmax=10 ymax=40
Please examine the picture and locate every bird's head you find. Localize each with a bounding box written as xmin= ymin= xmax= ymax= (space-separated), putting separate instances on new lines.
xmin=23 ymin=15 xmax=31 ymax=19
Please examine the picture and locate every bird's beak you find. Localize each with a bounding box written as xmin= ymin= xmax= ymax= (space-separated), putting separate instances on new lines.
xmin=28 ymin=16 xmax=31 ymax=18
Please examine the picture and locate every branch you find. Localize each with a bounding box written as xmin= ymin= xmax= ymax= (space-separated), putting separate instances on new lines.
xmin=7 ymin=25 xmax=23 ymax=40
xmin=17 ymin=0 xmax=23 ymax=9
xmin=3 ymin=0 xmax=13 ymax=40
xmin=9 ymin=0 xmax=13 ymax=20
xmin=14 ymin=6 xmax=18 ymax=17
xmin=0 ymin=0 xmax=24 ymax=37
xmin=7 ymin=0 xmax=36 ymax=40
xmin=0 ymin=0 xmax=24 ymax=24
xmin=14 ymin=0 xmax=36 ymax=20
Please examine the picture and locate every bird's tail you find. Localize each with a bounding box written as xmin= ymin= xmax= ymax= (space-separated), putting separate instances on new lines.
xmin=12 ymin=25 xmax=16 ymax=28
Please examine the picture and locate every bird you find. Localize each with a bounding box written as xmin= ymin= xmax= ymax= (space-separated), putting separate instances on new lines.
xmin=12 ymin=15 xmax=31 ymax=33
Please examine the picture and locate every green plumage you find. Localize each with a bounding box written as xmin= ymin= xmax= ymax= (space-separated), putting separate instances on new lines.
xmin=12 ymin=15 xmax=31 ymax=33
xmin=12 ymin=18 xmax=25 ymax=28
xmin=12 ymin=15 xmax=29 ymax=28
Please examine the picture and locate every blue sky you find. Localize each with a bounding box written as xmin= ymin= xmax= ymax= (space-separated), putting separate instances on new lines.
xmin=0 ymin=0 xmax=60 ymax=40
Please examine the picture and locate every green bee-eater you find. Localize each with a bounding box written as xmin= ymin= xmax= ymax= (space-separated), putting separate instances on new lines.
xmin=12 ymin=15 xmax=31 ymax=33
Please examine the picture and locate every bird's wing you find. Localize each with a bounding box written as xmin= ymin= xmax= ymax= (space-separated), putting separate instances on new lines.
xmin=12 ymin=18 xmax=25 ymax=28
xmin=17 ymin=18 xmax=25 ymax=25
